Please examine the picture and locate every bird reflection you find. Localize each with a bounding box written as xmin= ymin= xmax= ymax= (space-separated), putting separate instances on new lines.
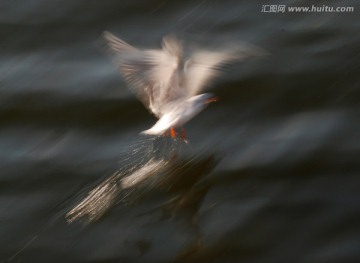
xmin=66 ymin=136 xmax=219 ymax=225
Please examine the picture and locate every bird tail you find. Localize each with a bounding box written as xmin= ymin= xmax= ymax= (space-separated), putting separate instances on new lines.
xmin=140 ymin=128 xmax=164 ymax=136
xmin=141 ymin=117 xmax=171 ymax=136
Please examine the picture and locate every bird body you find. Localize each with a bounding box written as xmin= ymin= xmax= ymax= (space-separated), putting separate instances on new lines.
xmin=142 ymin=93 xmax=214 ymax=135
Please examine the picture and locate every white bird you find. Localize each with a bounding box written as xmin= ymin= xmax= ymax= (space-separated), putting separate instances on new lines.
xmin=103 ymin=31 xmax=262 ymax=140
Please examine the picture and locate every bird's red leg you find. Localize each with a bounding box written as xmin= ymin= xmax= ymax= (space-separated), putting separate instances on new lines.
xmin=165 ymin=130 xmax=170 ymax=137
xmin=181 ymin=127 xmax=187 ymax=140
xmin=170 ymin=127 xmax=177 ymax=138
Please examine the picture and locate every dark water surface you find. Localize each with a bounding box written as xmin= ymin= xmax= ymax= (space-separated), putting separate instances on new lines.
xmin=1 ymin=0 xmax=360 ymax=262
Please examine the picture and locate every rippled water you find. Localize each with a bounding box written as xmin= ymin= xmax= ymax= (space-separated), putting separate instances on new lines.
xmin=1 ymin=0 xmax=360 ymax=262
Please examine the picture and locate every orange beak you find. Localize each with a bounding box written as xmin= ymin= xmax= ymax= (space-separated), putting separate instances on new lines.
xmin=205 ymin=96 xmax=219 ymax=104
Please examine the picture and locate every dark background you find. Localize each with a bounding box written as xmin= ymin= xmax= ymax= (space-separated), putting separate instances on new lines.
xmin=0 ymin=0 xmax=359 ymax=262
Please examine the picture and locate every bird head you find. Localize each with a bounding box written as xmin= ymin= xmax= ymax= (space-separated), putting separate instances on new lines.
xmin=190 ymin=93 xmax=219 ymax=107
xmin=199 ymin=93 xmax=219 ymax=105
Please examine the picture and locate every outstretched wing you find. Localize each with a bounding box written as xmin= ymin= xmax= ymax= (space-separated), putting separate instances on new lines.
xmin=103 ymin=31 xmax=184 ymax=117
xmin=184 ymin=43 xmax=268 ymax=96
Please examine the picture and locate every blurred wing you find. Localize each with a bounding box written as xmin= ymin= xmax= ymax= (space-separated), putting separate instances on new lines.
xmin=184 ymin=43 xmax=268 ymax=96
xmin=103 ymin=31 xmax=136 ymax=53
xmin=184 ymin=51 xmax=232 ymax=96
xmin=104 ymin=32 xmax=184 ymax=117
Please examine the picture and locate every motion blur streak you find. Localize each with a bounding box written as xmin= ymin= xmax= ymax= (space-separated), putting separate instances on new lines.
xmin=66 ymin=156 xmax=169 ymax=223
xmin=66 ymin=136 xmax=219 ymax=225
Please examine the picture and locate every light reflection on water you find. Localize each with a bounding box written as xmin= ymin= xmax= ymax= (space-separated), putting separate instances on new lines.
xmin=66 ymin=136 xmax=219 ymax=226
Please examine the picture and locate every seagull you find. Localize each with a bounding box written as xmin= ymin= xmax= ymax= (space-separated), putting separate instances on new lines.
xmin=103 ymin=31 xmax=262 ymax=140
